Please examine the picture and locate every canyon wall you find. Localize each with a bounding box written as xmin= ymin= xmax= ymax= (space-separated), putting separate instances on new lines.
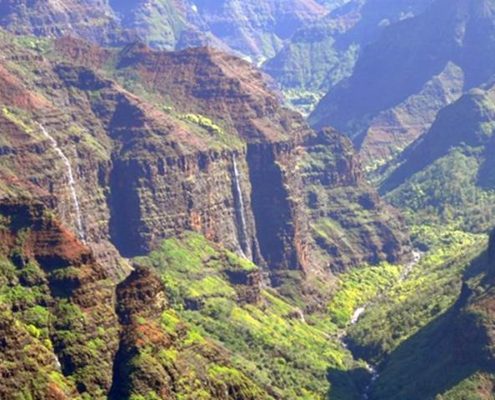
xmin=0 ymin=35 xmax=409 ymax=283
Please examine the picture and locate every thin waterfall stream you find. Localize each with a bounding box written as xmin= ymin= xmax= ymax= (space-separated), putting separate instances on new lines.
xmin=232 ymin=155 xmax=249 ymax=257
xmin=39 ymin=123 xmax=85 ymax=242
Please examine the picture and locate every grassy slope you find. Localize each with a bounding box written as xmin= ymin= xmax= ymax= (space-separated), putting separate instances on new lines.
xmin=134 ymin=232 xmax=358 ymax=399
xmin=346 ymin=226 xmax=486 ymax=363
xmin=132 ymin=228 xmax=487 ymax=399
xmin=385 ymin=148 xmax=495 ymax=233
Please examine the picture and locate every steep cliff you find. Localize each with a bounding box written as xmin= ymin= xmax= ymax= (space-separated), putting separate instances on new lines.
xmin=98 ymin=41 xmax=410 ymax=274
xmin=0 ymin=32 xmax=408 ymax=286
xmin=0 ymin=199 xmax=274 ymax=399
xmin=302 ymin=128 xmax=409 ymax=272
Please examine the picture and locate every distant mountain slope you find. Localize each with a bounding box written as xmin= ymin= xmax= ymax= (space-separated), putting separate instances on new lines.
xmin=0 ymin=0 xmax=436 ymax=116
xmin=310 ymin=0 xmax=495 ymax=165
xmin=180 ymin=0 xmax=327 ymax=62
xmin=0 ymin=0 xmax=124 ymax=44
xmin=381 ymin=82 xmax=495 ymax=232
xmin=264 ymin=0 xmax=434 ymax=97
xmin=0 ymin=0 xmax=326 ymax=64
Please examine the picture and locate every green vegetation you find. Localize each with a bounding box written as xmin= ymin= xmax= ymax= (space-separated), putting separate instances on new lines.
xmin=347 ymin=226 xmax=486 ymax=363
xmin=134 ymin=232 xmax=359 ymax=399
xmin=112 ymin=0 xmax=186 ymax=49
xmin=180 ymin=114 xmax=224 ymax=136
xmin=0 ymin=204 xmax=122 ymax=400
xmin=367 ymin=275 xmax=495 ymax=400
xmin=2 ymin=107 xmax=35 ymax=136
xmin=0 ymin=255 xmax=78 ymax=399
xmin=284 ymin=90 xmax=324 ymax=116
xmin=67 ymin=124 xmax=110 ymax=161
xmin=141 ymin=229 xmax=488 ymax=399
xmin=264 ymin=27 xmax=359 ymax=115
xmin=13 ymin=35 xmax=51 ymax=53
xmin=176 ymin=113 xmax=244 ymax=150
xmin=327 ymin=263 xmax=401 ymax=328
xmin=387 ymin=148 xmax=495 ymax=232
xmin=436 ymin=373 xmax=495 ymax=400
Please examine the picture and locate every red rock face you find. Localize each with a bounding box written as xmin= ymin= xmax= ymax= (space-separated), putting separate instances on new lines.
xmin=0 ymin=199 xmax=269 ymax=399
xmin=0 ymin=199 xmax=120 ymax=397
xmin=0 ymin=201 xmax=91 ymax=267
xmin=116 ymin=265 xmax=167 ymax=325
xmin=105 ymin=44 xmax=329 ymax=274
xmin=0 ymin=34 xmax=409 ymax=286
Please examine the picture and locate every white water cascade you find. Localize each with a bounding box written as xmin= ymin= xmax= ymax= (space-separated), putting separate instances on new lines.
xmin=232 ymin=155 xmax=249 ymax=258
xmin=39 ymin=123 xmax=85 ymax=242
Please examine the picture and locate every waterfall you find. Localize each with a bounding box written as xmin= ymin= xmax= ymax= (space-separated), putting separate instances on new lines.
xmin=232 ymin=155 xmax=249 ymax=257
xmin=39 ymin=123 xmax=85 ymax=242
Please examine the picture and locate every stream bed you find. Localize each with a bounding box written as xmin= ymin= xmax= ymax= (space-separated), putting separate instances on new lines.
xmin=342 ymin=250 xmax=424 ymax=399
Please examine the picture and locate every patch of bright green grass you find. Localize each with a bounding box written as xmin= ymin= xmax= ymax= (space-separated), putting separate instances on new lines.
xmin=327 ymin=263 xmax=402 ymax=328
xmin=134 ymin=232 xmax=357 ymax=399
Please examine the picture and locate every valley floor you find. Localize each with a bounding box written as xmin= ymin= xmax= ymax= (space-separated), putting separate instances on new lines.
xmin=327 ymin=225 xmax=488 ymax=399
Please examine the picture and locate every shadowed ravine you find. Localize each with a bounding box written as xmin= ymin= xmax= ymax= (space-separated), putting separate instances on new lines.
xmin=338 ymin=250 xmax=424 ymax=399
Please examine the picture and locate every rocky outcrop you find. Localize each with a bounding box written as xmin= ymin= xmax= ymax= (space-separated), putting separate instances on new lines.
xmin=111 ymin=263 xmax=270 ymax=400
xmin=116 ymin=265 xmax=167 ymax=325
xmin=225 ymin=267 xmax=263 ymax=305
xmin=59 ymin=41 xmax=319 ymax=274
xmin=0 ymin=199 xmax=120 ymax=399
xmin=247 ymin=142 xmax=307 ymax=272
xmin=301 ymin=128 xmax=410 ymax=272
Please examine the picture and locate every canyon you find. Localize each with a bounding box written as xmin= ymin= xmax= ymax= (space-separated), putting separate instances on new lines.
xmin=0 ymin=33 xmax=408 ymax=283
xmin=1 ymin=0 xmax=495 ymax=399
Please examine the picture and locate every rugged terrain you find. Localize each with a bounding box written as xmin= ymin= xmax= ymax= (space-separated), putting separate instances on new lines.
xmin=0 ymin=31 xmax=409 ymax=284
xmin=0 ymin=199 xmax=272 ymax=399
xmin=361 ymin=231 xmax=495 ymax=400
xmin=311 ymin=0 xmax=495 ymax=165
xmin=0 ymin=0 xmax=326 ymax=64
xmin=0 ymin=0 xmax=438 ymax=116
xmin=263 ymin=0 xmax=434 ymax=113
xmin=0 ymin=27 xmax=413 ymax=399
xmin=1 ymin=1 xmax=495 ymax=399
xmin=381 ymin=82 xmax=495 ymax=233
